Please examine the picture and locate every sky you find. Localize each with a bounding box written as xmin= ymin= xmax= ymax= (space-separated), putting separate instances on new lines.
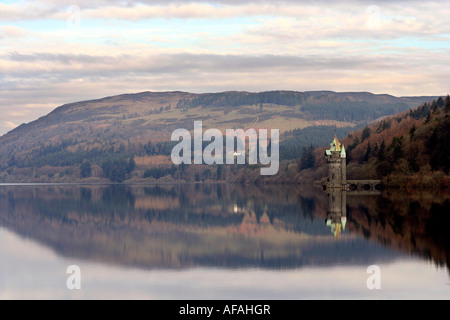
xmin=0 ymin=0 xmax=449 ymax=135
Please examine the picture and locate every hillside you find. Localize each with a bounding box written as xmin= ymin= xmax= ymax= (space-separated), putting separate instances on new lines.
xmin=0 ymin=90 xmax=438 ymax=183
xmin=297 ymin=95 xmax=450 ymax=189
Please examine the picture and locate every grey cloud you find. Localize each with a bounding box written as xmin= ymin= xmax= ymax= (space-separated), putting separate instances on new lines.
xmin=42 ymin=0 xmax=415 ymax=7
xmin=0 ymin=4 xmax=59 ymax=22
xmin=170 ymin=53 xmax=380 ymax=71
xmin=2 ymin=52 xmax=399 ymax=78
xmin=1 ymin=0 xmax=426 ymax=21
xmin=0 ymin=52 xmax=412 ymax=93
xmin=7 ymin=52 xmax=126 ymax=65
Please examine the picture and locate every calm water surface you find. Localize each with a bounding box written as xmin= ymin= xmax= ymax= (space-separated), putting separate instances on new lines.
xmin=0 ymin=184 xmax=448 ymax=299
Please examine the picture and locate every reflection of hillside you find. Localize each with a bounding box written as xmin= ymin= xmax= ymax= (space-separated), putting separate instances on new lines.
xmin=0 ymin=184 xmax=396 ymax=270
xmin=134 ymin=196 xmax=180 ymax=210
xmin=344 ymin=190 xmax=450 ymax=269
xmin=291 ymin=183 xmax=450 ymax=269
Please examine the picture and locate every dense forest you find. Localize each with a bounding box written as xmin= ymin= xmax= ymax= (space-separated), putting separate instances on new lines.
xmin=298 ymin=95 xmax=450 ymax=188
xmin=176 ymin=91 xmax=308 ymax=108
xmin=300 ymin=101 xmax=409 ymax=122
xmin=1 ymin=123 xmax=364 ymax=183
xmin=177 ymin=91 xmax=413 ymax=122
xmin=280 ymin=125 xmax=365 ymax=160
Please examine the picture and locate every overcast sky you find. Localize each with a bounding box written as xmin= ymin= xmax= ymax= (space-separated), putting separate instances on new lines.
xmin=0 ymin=0 xmax=449 ymax=135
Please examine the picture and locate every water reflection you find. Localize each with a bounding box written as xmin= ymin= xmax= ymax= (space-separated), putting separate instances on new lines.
xmin=0 ymin=184 xmax=448 ymax=271
xmin=325 ymin=189 xmax=347 ymax=239
xmin=346 ymin=190 xmax=450 ymax=269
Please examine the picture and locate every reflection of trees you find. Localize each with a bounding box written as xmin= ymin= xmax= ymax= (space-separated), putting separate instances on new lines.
xmin=426 ymin=201 xmax=450 ymax=264
xmin=346 ymin=190 xmax=450 ymax=270
xmin=101 ymin=185 xmax=136 ymax=210
xmin=0 ymin=184 xmax=398 ymax=270
xmin=1 ymin=185 xmax=448 ymax=270
xmin=298 ymin=196 xmax=316 ymax=218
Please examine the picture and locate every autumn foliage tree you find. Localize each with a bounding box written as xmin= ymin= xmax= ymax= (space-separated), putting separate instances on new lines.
xmin=299 ymin=96 xmax=450 ymax=188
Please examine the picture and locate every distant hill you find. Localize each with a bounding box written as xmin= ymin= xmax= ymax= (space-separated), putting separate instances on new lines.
xmin=297 ymin=95 xmax=450 ymax=189
xmin=0 ymin=90 xmax=439 ymax=183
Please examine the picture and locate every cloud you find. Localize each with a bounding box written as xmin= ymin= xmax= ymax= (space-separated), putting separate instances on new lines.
xmin=0 ymin=52 xmax=424 ymax=84
xmin=4 ymin=121 xmax=18 ymax=129
xmin=0 ymin=51 xmax=446 ymax=107
xmin=2 ymin=0 xmax=449 ymax=30
xmin=0 ymin=26 xmax=28 ymax=39
xmin=0 ymin=0 xmax=449 ymax=136
xmin=0 ymin=1 xmax=310 ymax=21
xmin=83 ymin=3 xmax=318 ymax=21
xmin=7 ymin=52 xmax=116 ymax=64
xmin=0 ymin=2 xmax=59 ymax=22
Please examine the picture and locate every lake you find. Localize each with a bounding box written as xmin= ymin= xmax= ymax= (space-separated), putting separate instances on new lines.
xmin=0 ymin=184 xmax=448 ymax=300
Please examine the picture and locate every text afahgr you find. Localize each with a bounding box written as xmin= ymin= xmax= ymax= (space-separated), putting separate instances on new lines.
xmin=179 ymin=304 xmax=271 ymax=317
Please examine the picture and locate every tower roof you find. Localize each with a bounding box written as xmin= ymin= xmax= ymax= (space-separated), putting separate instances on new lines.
xmin=334 ymin=135 xmax=340 ymax=152
xmin=328 ymin=134 xmax=342 ymax=152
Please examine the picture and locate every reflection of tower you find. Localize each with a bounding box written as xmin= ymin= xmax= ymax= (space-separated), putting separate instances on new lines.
xmin=326 ymin=189 xmax=347 ymax=239
xmin=325 ymin=135 xmax=346 ymax=189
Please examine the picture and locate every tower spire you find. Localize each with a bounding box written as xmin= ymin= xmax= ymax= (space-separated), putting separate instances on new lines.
xmin=333 ymin=134 xmax=340 ymax=152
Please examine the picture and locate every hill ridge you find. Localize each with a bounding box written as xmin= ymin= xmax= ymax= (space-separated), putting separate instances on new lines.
xmin=0 ymin=90 xmax=441 ymax=183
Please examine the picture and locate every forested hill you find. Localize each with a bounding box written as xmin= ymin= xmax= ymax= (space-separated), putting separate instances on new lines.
xmin=177 ymin=91 xmax=430 ymax=122
xmin=0 ymin=90 xmax=438 ymax=183
xmin=298 ymin=95 xmax=450 ymax=188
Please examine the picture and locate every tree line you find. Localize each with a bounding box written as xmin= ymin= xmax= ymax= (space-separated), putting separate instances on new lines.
xmin=176 ymin=91 xmax=308 ymax=109
xmin=344 ymin=96 xmax=450 ymax=179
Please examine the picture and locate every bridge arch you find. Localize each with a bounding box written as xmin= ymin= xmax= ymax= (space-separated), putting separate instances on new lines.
xmin=344 ymin=180 xmax=382 ymax=193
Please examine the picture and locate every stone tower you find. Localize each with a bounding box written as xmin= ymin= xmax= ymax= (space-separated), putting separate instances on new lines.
xmin=325 ymin=135 xmax=346 ymax=189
